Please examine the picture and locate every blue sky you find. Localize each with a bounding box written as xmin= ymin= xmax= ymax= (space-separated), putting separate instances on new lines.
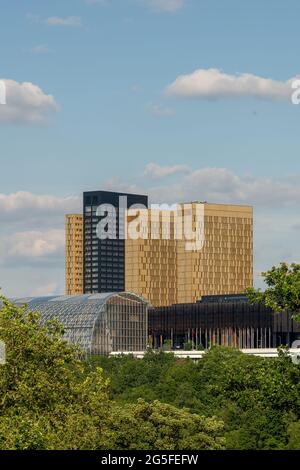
xmin=0 ymin=0 xmax=300 ymax=296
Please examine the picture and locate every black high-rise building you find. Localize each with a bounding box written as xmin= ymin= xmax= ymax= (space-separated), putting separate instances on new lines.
xmin=83 ymin=190 xmax=148 ymax=293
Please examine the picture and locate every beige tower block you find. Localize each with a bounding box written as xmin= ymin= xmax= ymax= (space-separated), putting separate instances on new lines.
xmin=65 ymin=214 xmax=84 ymax=295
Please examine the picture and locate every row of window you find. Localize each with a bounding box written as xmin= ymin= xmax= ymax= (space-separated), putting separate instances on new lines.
xmin=85 ymin=261 xmax=124 ymax=267
xmin=85 ymin=270 xmax=124 ymax=276
xmin=85 ymin=246 xmax=124 ymax=250
xmin=85 ymin=285 xmax=124 ymax=291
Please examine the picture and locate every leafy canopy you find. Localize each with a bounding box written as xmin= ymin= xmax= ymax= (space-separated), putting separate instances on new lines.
xmin=246 ymin=262 xmax=300 ymax=321
xmin=93 ymin=346 xmax=300 ymax=450
xmin=0 ymin=297 xmax=224 ymax=450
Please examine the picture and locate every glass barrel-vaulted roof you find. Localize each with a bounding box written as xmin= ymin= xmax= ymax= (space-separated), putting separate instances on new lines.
xmin=12 ymin=292 xmax=148 ymax=355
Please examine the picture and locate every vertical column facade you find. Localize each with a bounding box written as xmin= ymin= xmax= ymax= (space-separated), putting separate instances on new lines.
xmin=176 ymin=203 xmax=253 ymax=304
xmin=125 ymin=203 xmax=253 ymax=307
xmin=125 ymin=209 xmax=178 ymax=307
xmin=65 ymin=214 xmax=84 ymax=295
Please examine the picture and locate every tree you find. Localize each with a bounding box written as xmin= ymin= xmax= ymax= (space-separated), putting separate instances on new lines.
xmin=196 ymin=347 xmax=300 ymax=449
xmin=0 ymin=297 xmax=225 ymax=450
xmin=105 ymin=399 xmax=225 ymax=450
xmin=95 ymin=346 xmax=300 ymax=450
xmin=246 ymin=262 xmax=300 ymax=321
xmin=0 ymin=296 xmax=111 ymax=449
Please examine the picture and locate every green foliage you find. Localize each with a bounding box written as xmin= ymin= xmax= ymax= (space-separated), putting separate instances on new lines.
xmin=0 ymin=298 xmax=224 ymax=450
xmin=2 ymin=294 xmax=300 ymax=450
xmin=162 ymin=340 xmax=172 ymax=351
xmin=0 ymin=297 xmax=111 ymax=449
xmin=183 ymin=340 xmax=194 ymax=351
xmin=105 ymin=399 xmax=225 ymax=450
xmin=91 ymin=346 xmax=300 ymax=450
xmin=246 ymin=262 xmax=300 ymax=321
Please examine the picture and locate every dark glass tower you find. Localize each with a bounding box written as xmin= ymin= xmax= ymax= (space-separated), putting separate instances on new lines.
xmin=83 ymin=190 xmax=148 ymax=293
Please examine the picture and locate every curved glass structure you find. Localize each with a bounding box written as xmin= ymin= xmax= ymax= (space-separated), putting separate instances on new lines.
xmin=13 ymin=292 xmax=148 ymax=355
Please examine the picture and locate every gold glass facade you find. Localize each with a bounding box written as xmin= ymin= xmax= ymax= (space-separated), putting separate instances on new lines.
xmin=125 ymin=210 xmax=178 ymax=307
xmin=65 ymin=214 xmax=84 ymax=295
xmin=125 ymin=203 xmax=253 ymax=306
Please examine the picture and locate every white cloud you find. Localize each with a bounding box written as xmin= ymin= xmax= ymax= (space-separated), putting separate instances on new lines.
xmin=0 ymin=192 xmax=76 ymax=295
xmin=0 ymin=192 xmax=80 ymax=296
xmin=0 ymin=79 xmax=58 ymax=124
xmin=144 ymin=162 xmax=190 ymax=179
xmin=146 ymin=102 xmax=175 ymax=117
xmin=0 ymin=265 xmax=65 ymax=298
xmin=253 ymin=209 xmax=300 ymax=288
xmin=2 ymin=230 xmax=64 ymax=260
xmin=144 ymin=167 xmax=300 ymax=206
xmin=46 ymin=16 xmax=82 ymax=27
xmin=144 ymin=0 xmax=186 ymax=12
xmin=166 ymin=68 xmax=298 ymax=102
xmin=30 ymin=282 xmax=59 ymax=297
xmin=106 ymin=165 xmax=300 ymax=208
xmin=0 ymin=191 xmax=80 ymax=250
xmin=0 ymin=192 xmax=79 ymax=218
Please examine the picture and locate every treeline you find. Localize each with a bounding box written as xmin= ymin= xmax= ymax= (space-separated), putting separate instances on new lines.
xmin=0 ymin=298 xmax=223 ymax=450
xmin=89 ymin=348 xmax=300 ymax=450
xmin=0 ymin=297 xmax=299 ymax=450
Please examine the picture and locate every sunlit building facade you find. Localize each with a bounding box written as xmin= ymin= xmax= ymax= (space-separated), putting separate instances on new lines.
xmin=125 ymin=203 xmax=253 ymax=306
xmin=65 ymin=214 xmax=84 ymax=295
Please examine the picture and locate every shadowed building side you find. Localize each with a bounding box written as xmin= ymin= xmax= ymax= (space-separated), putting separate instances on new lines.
xmin=149 ymin=296 xmax=300 ymax=349
xmin=83 ymin=190 xmax=148 ymax=294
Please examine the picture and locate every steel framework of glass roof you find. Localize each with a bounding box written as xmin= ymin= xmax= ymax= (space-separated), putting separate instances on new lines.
xmin=13 ymin=292 xmax=148 ymax=355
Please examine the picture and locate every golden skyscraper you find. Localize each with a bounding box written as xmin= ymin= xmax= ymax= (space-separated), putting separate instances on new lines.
xmin=125 ymin=209 xmax=178 ymax=307
xmin=176 ymin=203 xmax=253 ymax=305
xmin=65 ymin=214 xmax=84 ymax=295
xmin=125 ymin=203 xmax=253 ymax=306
